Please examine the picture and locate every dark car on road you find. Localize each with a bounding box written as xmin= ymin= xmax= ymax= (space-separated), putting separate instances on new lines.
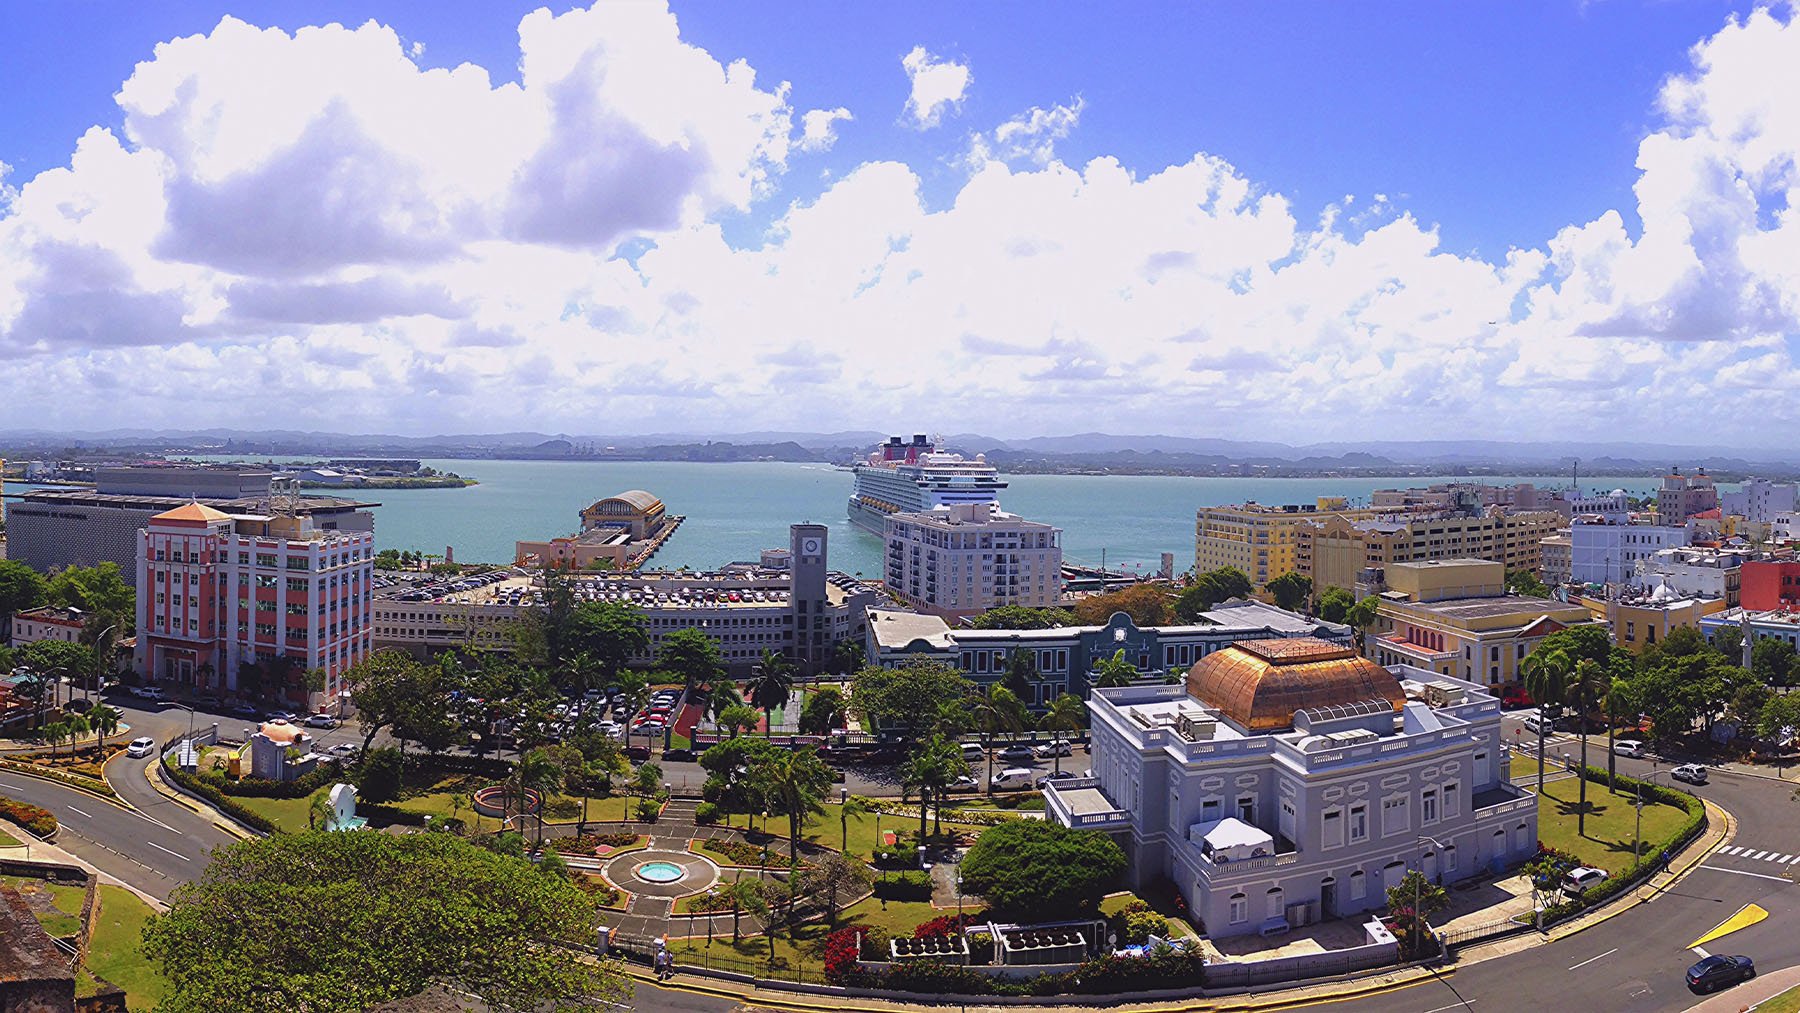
xmin=1686 ymin=954 xmax=1754 ymax=993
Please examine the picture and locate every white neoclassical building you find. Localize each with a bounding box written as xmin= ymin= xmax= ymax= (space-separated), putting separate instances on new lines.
xmin=1045 ymin=638 xmax=1536 ymax=938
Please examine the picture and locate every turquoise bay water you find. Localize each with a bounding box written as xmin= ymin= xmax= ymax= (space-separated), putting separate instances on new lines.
xmin=324 ymin=460 xmax=1656 ymax=577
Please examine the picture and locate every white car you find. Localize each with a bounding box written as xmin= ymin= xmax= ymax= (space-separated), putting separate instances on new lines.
xmin=1034 ymin=739 xmax=1074 ymax=758
xmin=1522 ymin=713 xmax=1549 ymax=735
xmin=326 ymin=743 xmax=360 ymax=760
xmin=304 ymin=713 xmax=340 ymax=729
xmin=960 ymin=742 xmax=985 ymax=761
xmin=1561 ymin=866 xmax=1610 ymax=895
xmin=1612 ymin=739 xmax=1645 ymax=758
xmin=1672 ymin=763 xmax=1710 ymax=785
xmin=128 ymin=686 xmax=165 ymax=701
xmin=125 ymin=737 xmax=157 ymax=758
xmin=990 ymin=767 xmax=1036 ymax=791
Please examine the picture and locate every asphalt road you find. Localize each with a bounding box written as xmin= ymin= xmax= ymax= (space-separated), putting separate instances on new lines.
xmin=1343 ymin=736 xmax=1800 ymax=1013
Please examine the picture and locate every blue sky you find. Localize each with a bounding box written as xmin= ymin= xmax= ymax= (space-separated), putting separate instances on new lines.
xmin=0 ymin=1 xmax=1794 ymax=443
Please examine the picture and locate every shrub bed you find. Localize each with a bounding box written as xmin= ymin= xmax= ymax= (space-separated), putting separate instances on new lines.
xmin=162 ymin=762 xmax=276 ymax=834
xmin=549 ymin=832 xmax=641 ymax=854
xmin=872 ymin=870 xmax=932 ymax=901
xmin=699 ymin=838 xmax=783 ymax=867
xmin=570 ymin=874 xmax=622 ymax=908
xmin=0 ymin=797 xmax=57 ymax=838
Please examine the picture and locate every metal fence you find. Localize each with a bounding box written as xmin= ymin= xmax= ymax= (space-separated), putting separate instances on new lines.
xmin=676 ymin=944 xmax=822 ymax=985
xmin=1441 ymin=917 xmax=1531 ymax=950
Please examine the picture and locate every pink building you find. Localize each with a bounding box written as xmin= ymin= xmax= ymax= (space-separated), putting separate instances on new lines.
xmin=133 ymin=503 xmax=374 ymax=710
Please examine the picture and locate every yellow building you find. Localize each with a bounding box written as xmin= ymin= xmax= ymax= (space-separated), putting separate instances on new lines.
xmin=1363 ymin=559 xmax=1599 ymax=687
xmin=1194 ymin=500 xmax=1383 ymax=589
xmin=1298 ymin=510 xmax=1563 ymax=595
xmin=1576 ymin=588 xmax=1727 ymax=653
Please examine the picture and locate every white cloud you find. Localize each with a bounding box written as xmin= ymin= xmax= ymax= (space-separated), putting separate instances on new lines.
xmin=7 ymin=4 xmax=1800 ymax=444
xmin=900 ymin=46 xmax=970 ymax=129
xmin=968 ymin=98 xmax=1084 ymax=167
xmin=797 ymin=107 xmax=853 ymax=152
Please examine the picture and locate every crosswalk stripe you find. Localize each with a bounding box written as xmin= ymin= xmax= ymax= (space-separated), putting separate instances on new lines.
xmin=1721 ymin=846 xmax=1742 ymax=856
xmin=1778 ymin=855 xmax=1794 ymax=864
xmin=1749 ymin=851 xmax=1768 ymax=860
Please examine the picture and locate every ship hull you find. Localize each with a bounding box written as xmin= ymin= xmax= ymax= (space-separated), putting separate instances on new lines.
xmin=847 ymin=497 xmax=894 ymax=536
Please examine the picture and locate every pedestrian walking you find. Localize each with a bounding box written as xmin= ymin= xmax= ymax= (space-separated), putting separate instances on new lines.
xmin=1661 ymin=848 xmax=1671 ymax=874
xmin=655 ymin=948 xmax=672 ymax=981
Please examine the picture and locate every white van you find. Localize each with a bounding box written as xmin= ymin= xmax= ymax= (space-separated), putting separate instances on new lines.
xmin=1612 ymin=740 xmax=1645 ymax=758
xmin=960 ymin=742 xmax=985 ymax=762
xmin=990 ymin=767 xmax=1035 ymax=791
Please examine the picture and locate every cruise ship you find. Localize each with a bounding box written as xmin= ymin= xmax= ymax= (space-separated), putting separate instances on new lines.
xmin=846 ymin=435 xmax=1008 ymax=534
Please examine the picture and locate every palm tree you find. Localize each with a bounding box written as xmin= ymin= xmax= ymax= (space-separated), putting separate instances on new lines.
xmin=749 ymin=650 xmax=796 ymax=738
xmin=63 ymin=714 xmax=89 ymax=756
xmin=1521 ymin=644 xmax=1573 ymax=797
xmin=750 ymin=747 xmax=834 ymax=861
xmin=1602 ymin=674 xmax=1637 ymax=794
xmin=1039 ymin=693 xmax=1088 ymax=775
xmin=969 ymin=687 xmax=1027 ymax=795
xmin=308 ymin=792 xmax=337 ymax=831
xmin=1569 ymin=657 xmax=1612 ymax=837
xmin=513 ymin=749 xmax=563 ymax=845
xmin=707 ymin=682 xmax=745 ymax=724
xmin=901 ymin=735 xmax=967 ymax=838
xmin=42 ymin=719 xmax=66 ymax=760
xmin=87 ymin=704 xmax=121 ymax=754
xmin=1091 ymin=648 xmax=1137 ymax=689
xmin=839 ymin=794 xmax=873 ymax=854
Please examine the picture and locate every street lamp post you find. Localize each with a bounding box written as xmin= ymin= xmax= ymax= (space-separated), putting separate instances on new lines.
xmin=706 ymin=888 xmax=716 ymax=948
xmin=1634 ymin=770 xmax=1674 ymax=864
xmin=90 ymin=624 xmax=117 ymax=704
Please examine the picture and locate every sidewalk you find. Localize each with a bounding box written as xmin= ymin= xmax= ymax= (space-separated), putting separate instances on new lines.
xmin=0 ymin=835 xmax=168 ymax=913
xmin=1685 ymin=963 xmax=1800 ymax=1012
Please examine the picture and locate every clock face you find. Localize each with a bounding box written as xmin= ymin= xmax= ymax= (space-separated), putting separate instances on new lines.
xmin=802 ymin=537 xmax=822 ymax=555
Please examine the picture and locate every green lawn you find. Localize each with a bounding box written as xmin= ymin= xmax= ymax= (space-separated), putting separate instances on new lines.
xmin=0 ymin=826 xmax=22 ymax=847
xmin=0 ymin=875 xmax=87 ymax=938
xmin=1101 ymin=889 xmax=1198 ymax=939
xmin=84 ymin=885 xmax=165 ymax=1011
xmin=233 ymin=792 xmax=326 ymax=832
xmin=1754 ymin=985 xmax=1800 ymax=1013
xmin=1536 ymin=775 xmax=1688 ymax=876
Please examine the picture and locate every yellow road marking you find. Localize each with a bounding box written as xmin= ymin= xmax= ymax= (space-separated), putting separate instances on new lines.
xmin=1687 ymin=902 xmax=1768 ymax=950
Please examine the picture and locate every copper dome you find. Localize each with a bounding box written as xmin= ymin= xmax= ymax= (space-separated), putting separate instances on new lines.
xmin=1186 ymin=638 xmax=1405 ymax=733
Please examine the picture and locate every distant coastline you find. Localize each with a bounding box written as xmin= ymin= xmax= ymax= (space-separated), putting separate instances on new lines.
xmin=298 ymin=476 xmax=477 ymax=490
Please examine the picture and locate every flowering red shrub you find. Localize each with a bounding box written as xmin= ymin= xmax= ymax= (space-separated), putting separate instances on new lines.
xmin=913 ymin=913 xmax=979 ymax=939
xmin=821 ymin=926 xmax=864 ymax=985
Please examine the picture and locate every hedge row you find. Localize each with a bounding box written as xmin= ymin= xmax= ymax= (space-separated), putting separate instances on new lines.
xmin=0 ymin=758 xmax=117 ymax=798
xmin=0 ymin=797 xmax=58 ymax=838
xmin=200 ymin=758 xmax=348 ymax=799
xmin=872 ymin=870 xmax=932 ymax=901
xmin=1540 ymin=765 xmax=1706 ymax=923
xmin=162 ymin=761 xmax=277 ymax=834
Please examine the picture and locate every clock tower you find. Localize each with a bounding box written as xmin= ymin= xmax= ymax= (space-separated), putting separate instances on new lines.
xmin=790 ymin=523 xmax=829 ymax=670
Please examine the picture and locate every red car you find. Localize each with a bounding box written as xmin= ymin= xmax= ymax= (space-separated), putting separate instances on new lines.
xmin=1500 ymin=686 xmax=1535 ymax=710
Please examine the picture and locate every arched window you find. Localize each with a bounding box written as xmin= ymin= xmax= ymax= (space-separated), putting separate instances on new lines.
xmin=1229 ymin=892 xmax=1249 ymax=924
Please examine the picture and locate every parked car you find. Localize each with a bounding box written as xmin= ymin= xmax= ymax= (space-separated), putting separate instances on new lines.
xmin=125 ymin=737 xmax=157 ymax=758
xmin=947 ymin=774 xmax=980 ymax=792
xmin=1036 ymin=770 xmax=1078 ymax=789
xmin=65 ymin=698 xmax=94 ymax=714
xmin=194 ymin=694 xmax=222 ymax=709
xmin=990 ymin=767 xmax=1036 ymax=791
xmin=1612 ymin=739 xmax=1645 ymax=758
xmin=229 ymin=702 xmax=260 ymax=719
xmin=1522 ymin=713 xmax=1549 ymax=735
xmin=662 ymin=748 xmax=697 ymax=763
xmin=1686 ymin=954 xmax=1755 ymax=994
xmin=1500 ymin=686 xmax=1534 ymax=710
xmin=995 ymin=745 xmax=1036 ymax=763
xmin=1034 ymin=739 xmax=1074 ymax=758
xmin=1561 ymin=866 xmax=1610 ymax=896
xmin=326 ymin=743 xmax=360 ymax=760
xmin=128 ymin=685 xmax=165 ymax=700
xmin=960 ymin=742 xmax=985 ymax=761
xmin=265 ymin=711 xmax=297 ymax=724
xmin=1672 ymin=763 xmax=1710 ymax=785
xmin=305 ymin=713 xmax=340 ymax=729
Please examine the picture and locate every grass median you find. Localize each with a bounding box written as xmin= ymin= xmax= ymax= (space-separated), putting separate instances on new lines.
xmin=1536 ymin=772 xmax=1687 ymax=876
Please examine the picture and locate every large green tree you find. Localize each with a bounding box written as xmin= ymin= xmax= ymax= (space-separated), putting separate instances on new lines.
xmin=968 ymin=606 xmax=1078 ymax=630
xmin=566 ymin=601 xmax=649 ymax=685
xmin=1266 ymin=571 xmax=1313 ymax=612
xmin=958 ymin=821 xmax=1126 ymax=921
xmin=0 ymin=561 xmax=48 ymax=631
xmin=1315 ymin=586 xmax=1355 ymax=624
xmin=750 ymin=746 xmax=836 ymax=858
xmin=1090 ymin=648 xmax=1138 ymax=688
xmin=1174 ymin=567 xmax=1253 ymax=621
xmin=798 ymin=686 xmax=848 ymax=736
xmin=44 ymin=562 xmax=134 ymax=634
xmin=969 ymin=686 xmax=1028 ymax=793
xmin=659 ymin=628 xmax=724 ymax=698
xmin=900 ymin=734 xmax=968 ymax=838
xmin=141 ymin=831 xmax=625 ymax=1012
xmin=1505 ymin=569 xmax=1551 ymax=598
xmin=1038 ymin=693 xmax=1087 ymax=774
xmin=1753 ymin=637 xmax=1798 ymax=689
xmin=19 ymin=639 xmax=91 ymax=725
xmin=346 ymin=649 xmax=434 ymax=754
xmin=849 ymin=661 xmax=971 ymax=749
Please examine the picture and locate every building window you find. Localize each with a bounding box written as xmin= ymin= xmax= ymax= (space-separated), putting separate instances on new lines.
xmin=1445 ymin=846 xmax=1458 ymax=874
xmin=1322 ymin=808 xmax=1344 ymax=849
xmin=1421 ymin=787 xmax=1439 ymax=825
xmin=1236 ymin=794 xmax=1256 ymax=826
xmin=1349 ymin=871 xmax=1367 ymax=900
xmin=1229 ymin=893 xmax=1248 ymax=924
xmin=1200 ymin=797 xmax=1222 ymax=825
xmin=1349 ymin=802 xmax=1369 ymax=843
xmin=1382 ymin=794 xmax=1409 ymax=836
xmin=1443 ymin=781 xmax=1460 ymax=818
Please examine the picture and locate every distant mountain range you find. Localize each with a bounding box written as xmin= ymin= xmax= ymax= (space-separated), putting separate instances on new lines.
xmin=2 ymin=427 xmax=1796 ymax=477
